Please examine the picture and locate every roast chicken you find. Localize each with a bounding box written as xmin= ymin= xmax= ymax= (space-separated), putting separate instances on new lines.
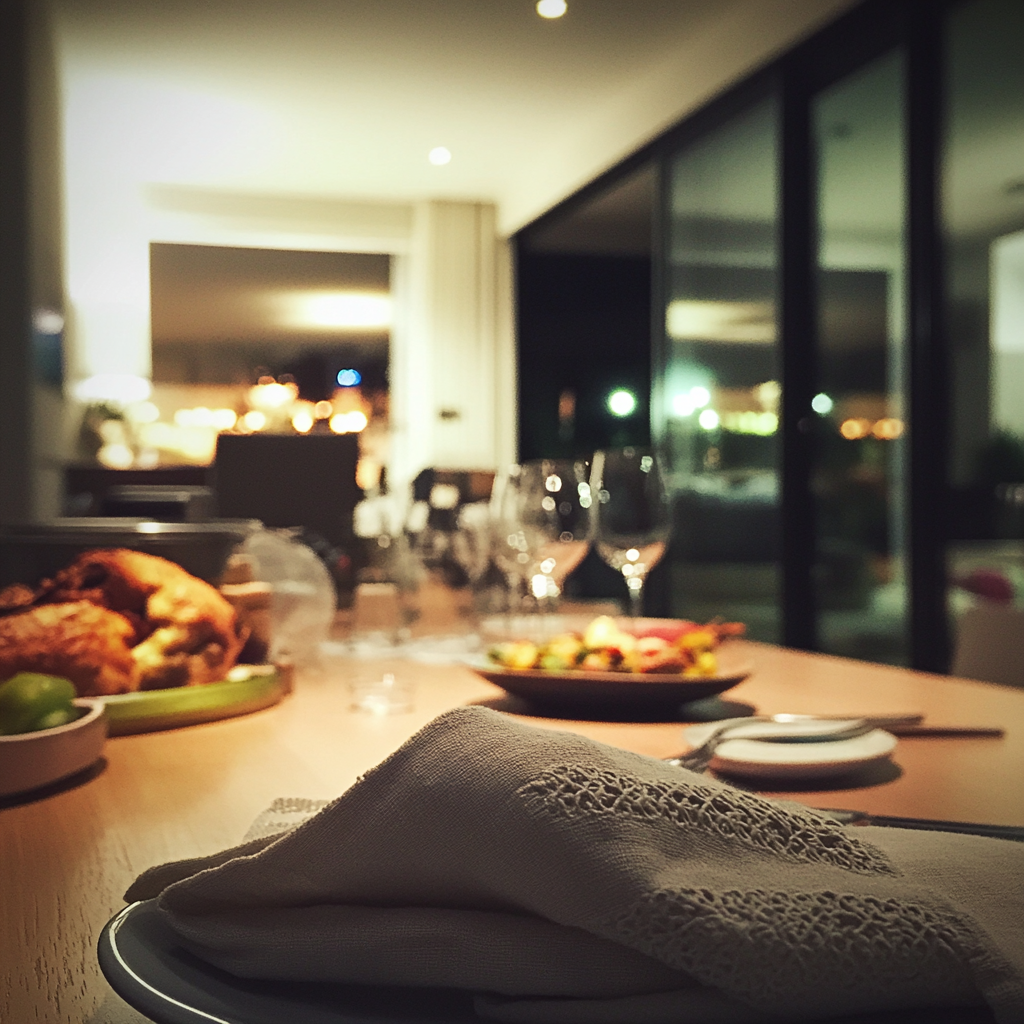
xmin=0 ymin=549 xmax=246 ymax=695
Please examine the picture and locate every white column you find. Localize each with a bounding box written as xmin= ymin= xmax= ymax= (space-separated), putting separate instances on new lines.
xmin=389 ymin=200 xmax=516 ymax=489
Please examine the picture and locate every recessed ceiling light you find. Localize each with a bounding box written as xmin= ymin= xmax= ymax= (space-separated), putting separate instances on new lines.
xmin=428 ymin=146 xmax=452 ymax=166
xmin=536 ymin=0 xmax=567 ymax=18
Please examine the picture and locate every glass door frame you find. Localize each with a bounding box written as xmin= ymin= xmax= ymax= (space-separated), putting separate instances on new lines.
xmin=515 ymin=0 xmax=956 ymax=671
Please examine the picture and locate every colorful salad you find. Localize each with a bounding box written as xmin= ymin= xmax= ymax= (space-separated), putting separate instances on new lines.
xmin=487 ymin=615 xmax=745 ymax=677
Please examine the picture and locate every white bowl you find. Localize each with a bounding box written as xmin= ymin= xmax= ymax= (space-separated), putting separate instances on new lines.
xmin=0 ymin=698 xmax=107 ymax=798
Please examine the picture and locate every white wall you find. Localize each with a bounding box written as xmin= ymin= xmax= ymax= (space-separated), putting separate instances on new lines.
xmin=60 ymin=181 xmax=517 ymax=485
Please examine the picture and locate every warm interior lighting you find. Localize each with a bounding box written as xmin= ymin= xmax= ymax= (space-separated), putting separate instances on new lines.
xmin=97 ymin=443 xmax=134 ymax=469
xmin=314 ymin=400 xmax=334 ymax=419
xmin=428 ymin=146 xmax=452 ymax=166
xmin=273 ymin=292 xmax=391 ymax=331
xmin=74 ymin=374 xmax=152 ymax=404
xmin=536 ymin=0 xmax=567 ymax=18
xmin=872 ymin=417 xmax=905 ymax=440
xmin=291 ymin=408 xmax=315 ymax=434
xmin=720 ymin=411 xmax=778 ymax=435
xmin=329 ymin=410 xmax=369 ymax=434
xmin=247 ymin=381 xmax=298 ymax=410
xmin=243 ymin=410 xmax=268 ymax=431
xmin=840 ymin=418 xmax=872 ymax=440
xmin=666 ymin=300 xmax=775 ymax=343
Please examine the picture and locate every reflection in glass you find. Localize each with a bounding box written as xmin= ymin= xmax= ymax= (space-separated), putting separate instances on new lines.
xmin=943 ymin=0 xmax=1024 ymax=627
xmin=659 ymin=95 xmax=781 ymax=641
xmin=812 ymin=50 xmax=908 ymax=664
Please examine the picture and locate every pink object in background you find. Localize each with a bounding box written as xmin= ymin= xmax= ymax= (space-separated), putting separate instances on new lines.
xmin=955 ymin=568 xmax=1015 ymax=604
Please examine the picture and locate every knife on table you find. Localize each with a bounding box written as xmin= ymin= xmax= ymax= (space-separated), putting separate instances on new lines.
xmin=817 ymin=808 xmax=1024 ymax=842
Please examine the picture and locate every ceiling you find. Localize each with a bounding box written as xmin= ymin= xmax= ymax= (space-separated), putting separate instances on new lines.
xmin=54 ymin=0 xmax=856 ymax=235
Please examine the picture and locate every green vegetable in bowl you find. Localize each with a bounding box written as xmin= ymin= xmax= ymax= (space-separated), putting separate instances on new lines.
xmin=0 ymin=672 xmax=78 ymax=735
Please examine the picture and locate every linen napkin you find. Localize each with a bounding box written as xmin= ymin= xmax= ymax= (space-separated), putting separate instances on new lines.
xmin=126 ymin=706 xmax=1024 ymax=1023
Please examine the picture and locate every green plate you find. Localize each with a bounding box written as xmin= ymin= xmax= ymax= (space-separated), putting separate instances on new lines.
xmin=100 ymin=666 xmax=290 ymax=736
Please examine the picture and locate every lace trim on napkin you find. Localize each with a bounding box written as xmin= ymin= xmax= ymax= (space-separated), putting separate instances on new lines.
xmin=243 ymin=797 xmax=332 ymax=842
xmin=517 ymin=766 xmax=895 ymax=875
xmin=603 ymin=887 xmax=978 ymax=1007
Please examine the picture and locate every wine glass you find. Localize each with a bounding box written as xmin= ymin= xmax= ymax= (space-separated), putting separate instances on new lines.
xmin=515 ymin=459 xmax=591 ymax=606
xmin=589 ymin=447 xmax=671 ymax=618
xmin=489 ymin=465 xmax=532 ymax=615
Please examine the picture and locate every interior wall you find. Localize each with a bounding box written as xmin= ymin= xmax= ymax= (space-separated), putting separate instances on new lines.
xmin=60 ymin=183 xmax=516 ymax=488
xmin=0 ymin=0 xmax=66 ymax=522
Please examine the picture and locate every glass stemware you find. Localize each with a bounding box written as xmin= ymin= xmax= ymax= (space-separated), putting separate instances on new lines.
xmin=489 ymin=465 xmax=532 ymax=615
xmin=515 ymin=458 xmax=592 ymax=607
xmin=590 ymin=447 xmax=672 ymax=618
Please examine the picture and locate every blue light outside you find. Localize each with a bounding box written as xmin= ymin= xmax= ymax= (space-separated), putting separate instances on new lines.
xmin=336 ymin=369 xmax=362 ymax=387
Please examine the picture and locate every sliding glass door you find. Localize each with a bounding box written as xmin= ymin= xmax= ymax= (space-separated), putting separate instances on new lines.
xmin=658 ymin=95 xmax=782 ymax=642
xmin=811 ymin=51 xmax=910 ymax=664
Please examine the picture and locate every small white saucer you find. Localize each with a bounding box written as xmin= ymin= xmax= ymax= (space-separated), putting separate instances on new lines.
xmin=681 ymin=720 xmax=898 ymax=782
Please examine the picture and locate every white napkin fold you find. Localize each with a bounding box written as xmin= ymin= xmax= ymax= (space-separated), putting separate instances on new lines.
xmin=127 ymin=706 xmax=1024 ymax=1023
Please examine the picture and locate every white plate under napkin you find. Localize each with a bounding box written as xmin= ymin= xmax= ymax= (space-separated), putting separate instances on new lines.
xmin=682 ymin=719 xmax=898 ymax=781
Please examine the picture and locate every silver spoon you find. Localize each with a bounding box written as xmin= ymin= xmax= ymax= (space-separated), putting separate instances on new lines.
xmin=666 ymin=716 xmax=877 ymax=774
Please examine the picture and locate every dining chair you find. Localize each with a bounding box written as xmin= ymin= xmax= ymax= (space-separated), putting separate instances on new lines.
xmin=951 ymin=602 xmax=1024 ymax=688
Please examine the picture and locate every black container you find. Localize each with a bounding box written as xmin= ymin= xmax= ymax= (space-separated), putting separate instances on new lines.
xmin=0 ymin=519 xmax=260 ymax=588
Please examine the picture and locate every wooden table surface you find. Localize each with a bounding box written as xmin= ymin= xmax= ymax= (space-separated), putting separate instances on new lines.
xmin=3 ymin=639 xmax=1023 ymax=1022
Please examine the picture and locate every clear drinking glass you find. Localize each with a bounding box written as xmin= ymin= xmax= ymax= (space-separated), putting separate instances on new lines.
xmin=489 ymin=465 xmax=532 ymax=615
xmin=515 ymin=458 xmax=591 ymax=606
xmin=590 ymin=448 xmax=672 ymax=617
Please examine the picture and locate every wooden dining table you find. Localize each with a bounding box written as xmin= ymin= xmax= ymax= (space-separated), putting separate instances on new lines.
xmin=3 ymin=638 xmax=1023 ymax=1023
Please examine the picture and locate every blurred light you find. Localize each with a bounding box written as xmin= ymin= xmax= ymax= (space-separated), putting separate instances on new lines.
xmin=755 ymin=380 xmax=781 ymax=411
xmin=666 ymin=300 xmax=774 ymax=343
xmin=336 ymin=368 xmax=362 ymax=387
xmin=97 ymin=443 xmax=134 ymax=469
xmin=428 ymin=146 xmax=452 ymax=165
xmin=248 ymin=382 xmax=296 ymax=410
xmin=355 ymin=457 xmax=382 ymax=492
xmin=212 ymin=408 xmax=237 ymax=430
xmin=536 ymin=0 xmax=567 ymax=17
xmin=545 ymin=474 xmax=562 ymax=492
xmin=720 ymin=411 xmax=778 ymax=436
xmin=314 ymin=399 xmax=334 ymax=418
xmin=243 ymin=410 xmax=267 ymax=431
xmin=74 ymin=374 xmax=151 ymax=404
xmin=873 ymin=417 xmax=905 ymax=440
xmin=329 ymin=410 xmax=368 ymax=434
xmin=608 ymin=389 xmax=637 ymax=417
xmin=33 ymin=309 xmax=64 ymax=334
xmin=698 ymin=409 xmax=720 ymax=430
xmin=275 ymin=292 xmax=391 ymax=331
xmin=811 ymin=393 xmax=834 ymax=415
xmin=128 ymin=401 xmax=160 ymax=424
xmin=292 ymin=409 xmax=314 ymax=433
xmin=840 ymin=418 xmax=871 ymax=440
xmin=672 ymin=393 xmax=695 ymax=417
xmin=690 ymin=386 xmax=711 ymax=409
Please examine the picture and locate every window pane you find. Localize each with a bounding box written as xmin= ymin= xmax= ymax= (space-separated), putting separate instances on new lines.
xmin=943 ymin=0 xmax=1024 ymax=631
xmin=659 ymin=96 xmax=781 ymax=642
xmin=812 ymin=50 xmax=909 ymax=664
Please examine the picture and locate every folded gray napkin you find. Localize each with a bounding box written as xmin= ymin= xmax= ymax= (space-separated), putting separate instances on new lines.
xmin=127 ymin=706 xmax=1024 ymax=1023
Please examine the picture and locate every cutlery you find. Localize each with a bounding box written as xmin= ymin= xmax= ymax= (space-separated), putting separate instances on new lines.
xmin=816 ymin=808 xmax=1024 ymax=843
xmin=666 ymin=716 xmax=875 ymax=773
xmin=768 ymin=715 xmax=1004 ymax=737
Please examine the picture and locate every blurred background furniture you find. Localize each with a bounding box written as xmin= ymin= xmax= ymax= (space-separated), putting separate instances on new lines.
xmin=951 ymin=603 xmax=1024 ymax=688
xmin=212 ymin=433 xmax=360 ymax=551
